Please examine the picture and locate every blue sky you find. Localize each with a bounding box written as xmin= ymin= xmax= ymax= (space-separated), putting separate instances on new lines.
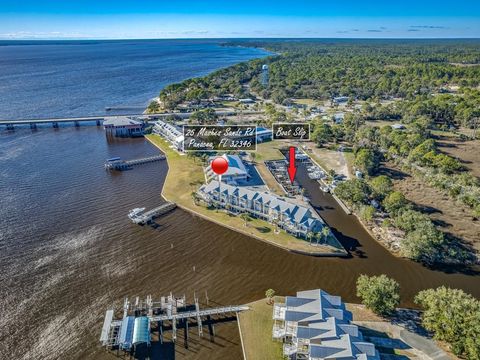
xmin=1 ymin=0 xmax=479 ymax=39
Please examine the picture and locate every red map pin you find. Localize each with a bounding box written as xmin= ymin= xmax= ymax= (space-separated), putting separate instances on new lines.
xmin=211 ymin=156 xmax=229 ymax=175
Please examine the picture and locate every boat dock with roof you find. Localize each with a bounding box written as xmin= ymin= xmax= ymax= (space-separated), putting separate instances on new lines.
xmin=100 ymin=293 xmax=249 ymax=356
xmin=128 ymin=202 xmax=176 ymax=224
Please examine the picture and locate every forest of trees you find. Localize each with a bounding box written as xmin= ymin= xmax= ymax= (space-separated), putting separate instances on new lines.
xmin=157 ymin=40 xmax=480 ymax=129
xmin=153 ymin=40 xmax=480 ymax=265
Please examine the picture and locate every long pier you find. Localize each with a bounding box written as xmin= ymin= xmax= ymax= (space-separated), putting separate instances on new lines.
xmin=150 ymin=305 xmax=249 ymax=322
xmin=105 ymin=154 xmax=166 ymax=171
xmin=129 ymin=202 xmax=176 ymax=224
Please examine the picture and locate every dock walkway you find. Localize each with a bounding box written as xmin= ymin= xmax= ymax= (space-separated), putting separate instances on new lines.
xmin=105 ymin=154 xmax=165 ymax=170
xmin=151 ymin=305 xmax=249 ymax=322
xmin=100 ymin=294 xmax=249 ymax=352
xmin=129 ymin=202 xmax=176 ymax=224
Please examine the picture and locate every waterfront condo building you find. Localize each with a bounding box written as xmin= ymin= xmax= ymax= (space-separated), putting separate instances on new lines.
xmin=197 ymin=181 xmax=330 ymax=238
xmin=205 ymin=154 xmax=250 ymax=185
xmin=153 ymin=119 xmax=184 ymax=150
xmin=273 ymin=289 xmax=380 ymax=360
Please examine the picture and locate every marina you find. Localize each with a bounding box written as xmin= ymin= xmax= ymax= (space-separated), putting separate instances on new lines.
xmin=100 ymin=293 xmax=249 ymax=356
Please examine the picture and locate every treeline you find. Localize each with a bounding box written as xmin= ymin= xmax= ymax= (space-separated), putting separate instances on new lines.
xmin=157 ymin=40 xmax=480 ymax=129
xmin=335 ymin=175 xmax=472 ymax=265
xmin=322 ymin=112 xmax=478 ymax=264
xmin=356 ymin=274 xmax=480 ymax=360
xmin=312 ymin=108 xmax=480 ymax=216
xmin=156 ymin=58 xmax=267 ymax=110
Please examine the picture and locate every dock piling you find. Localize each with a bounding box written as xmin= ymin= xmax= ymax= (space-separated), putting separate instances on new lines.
xmin=184 ymin=319 xmax=189 ymax=349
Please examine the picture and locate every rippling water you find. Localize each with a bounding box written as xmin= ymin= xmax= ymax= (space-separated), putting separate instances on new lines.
xmin=1 ymin=127 xmax=479 ymax=359
xmin=0 ymin=40 xmax=269 ymax=120
xmin=0 ymin=40 xmax=479 ymax=360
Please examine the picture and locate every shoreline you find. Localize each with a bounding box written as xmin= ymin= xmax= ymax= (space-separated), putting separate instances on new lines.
xmin=145 ymin=135 xmax=348 ymax=257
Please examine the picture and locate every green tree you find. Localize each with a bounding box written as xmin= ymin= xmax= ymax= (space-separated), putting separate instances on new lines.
xmin=356 ymin=274 xmax=400 ymax=316
xmin=189 ymin=108 xmax=218 ymax=124
xmin=334 ymin=179 xmax=370 ymax=205
xmin=393 ymin=209 xmax=430 ymax=233
xmin=415 ymin=287 xmax=480 ymax=359
xmin=240 ymin=213 xmax=252 ymax=227
xmin=265 ymin=288 xmax=276 ymax=305
xmin=432 ymin=153 xmax=462 ymax=174
xmin=409 ymin=139 xmax=436 ymax=164
xmin=313 ymin=123 xmax=334 ymax=147
xmin=359 ymin=205 xmax=376 ymax=223
xmin=191 ymin=191 xmax=199 ymax=206
xmin=354 ymin=148 xmax=378 ymax=175
xmin=321 ymin=226 xmax=331 ymax=244
xmin=401 ymin=222 xmax=444 ymax=264
xmin=369 ymin=175 xmax=393 ymax=200
xmin=382 ymin=191 xmax=408 ymax=214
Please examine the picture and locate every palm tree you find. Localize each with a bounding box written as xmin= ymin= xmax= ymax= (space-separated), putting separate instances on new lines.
xmin=321 ymin=227 xmax=331 ymax=245
xmin=265 ymin=288 xmax=275 ymax=305
xmin=240 ymin=213 xmax=251 ymax=227
xmin=306 ymin=231 xmax=314 ymax=245
xmin=191 ymin=191 xmax=199 ymax=206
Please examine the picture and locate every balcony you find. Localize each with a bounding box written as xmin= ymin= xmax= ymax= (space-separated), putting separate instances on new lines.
xmin=283 ymin=343 xmax=298 ymax=356
xmin=273 ymin=303 xmax=286 ymax=320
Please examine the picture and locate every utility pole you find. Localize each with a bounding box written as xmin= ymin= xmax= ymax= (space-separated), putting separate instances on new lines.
xmin=472 ymin=117 xmax=478 ymax=140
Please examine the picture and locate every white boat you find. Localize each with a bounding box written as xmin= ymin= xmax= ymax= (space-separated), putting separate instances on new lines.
xmin=128 ymin=207 xmax=145 ymax=220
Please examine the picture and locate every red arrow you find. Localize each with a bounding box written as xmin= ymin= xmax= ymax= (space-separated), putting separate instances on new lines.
xmin=287 ymin=146 xmax=297 ymax=184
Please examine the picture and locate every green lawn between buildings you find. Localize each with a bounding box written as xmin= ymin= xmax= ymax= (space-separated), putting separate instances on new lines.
xmin=238 ymin=298 xmax=284 ymax=360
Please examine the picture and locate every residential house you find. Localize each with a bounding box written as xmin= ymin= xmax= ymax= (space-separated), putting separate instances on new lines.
xmin=273 ymin=289 xmax=380 ymax=360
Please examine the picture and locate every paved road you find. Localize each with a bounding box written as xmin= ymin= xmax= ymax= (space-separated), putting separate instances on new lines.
xmin=400 ymin=329 xmax=451 ymax=360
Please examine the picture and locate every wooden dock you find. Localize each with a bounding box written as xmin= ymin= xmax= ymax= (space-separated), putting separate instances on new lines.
xmin=100 ymin=293 xmax=249 ymax=352
xmin=105 ymin=154 xmax=165 ymax=171
xmin=128 ymin=202 xmax=176 ymax=224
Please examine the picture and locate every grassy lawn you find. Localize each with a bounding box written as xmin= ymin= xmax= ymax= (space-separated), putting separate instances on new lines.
xmin=238 ymin=298 xmax=284 ymax=360
xmin=292 ymin=98 xmax=319 ymax=106
xmin=254 ymin=141 xmax=286 ymax=196
xmin=146 ymin=135 xmax=345 ymax=255
xmin=255 ymin=141 xmax=285 ymax=161
xmin=302 ymin=142 xmax=353 ymax=179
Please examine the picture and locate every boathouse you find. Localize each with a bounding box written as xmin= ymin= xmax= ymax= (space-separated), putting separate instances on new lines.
xmin=104 ymin=116 xmax=144 ymax=137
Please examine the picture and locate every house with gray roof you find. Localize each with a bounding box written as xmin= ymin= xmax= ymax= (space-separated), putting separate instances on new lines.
xmin=273 ymin=289 xmax=380 ymax=360
xmin=205 ymin=154 xmax=250 ymax=185
xmin=153 ymin=120 xmax=184 ymax=150
xmin=104 ymin=116 xmax=144 ymax=137
xmin=197 ymin=181 xmax=330 ymax=238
